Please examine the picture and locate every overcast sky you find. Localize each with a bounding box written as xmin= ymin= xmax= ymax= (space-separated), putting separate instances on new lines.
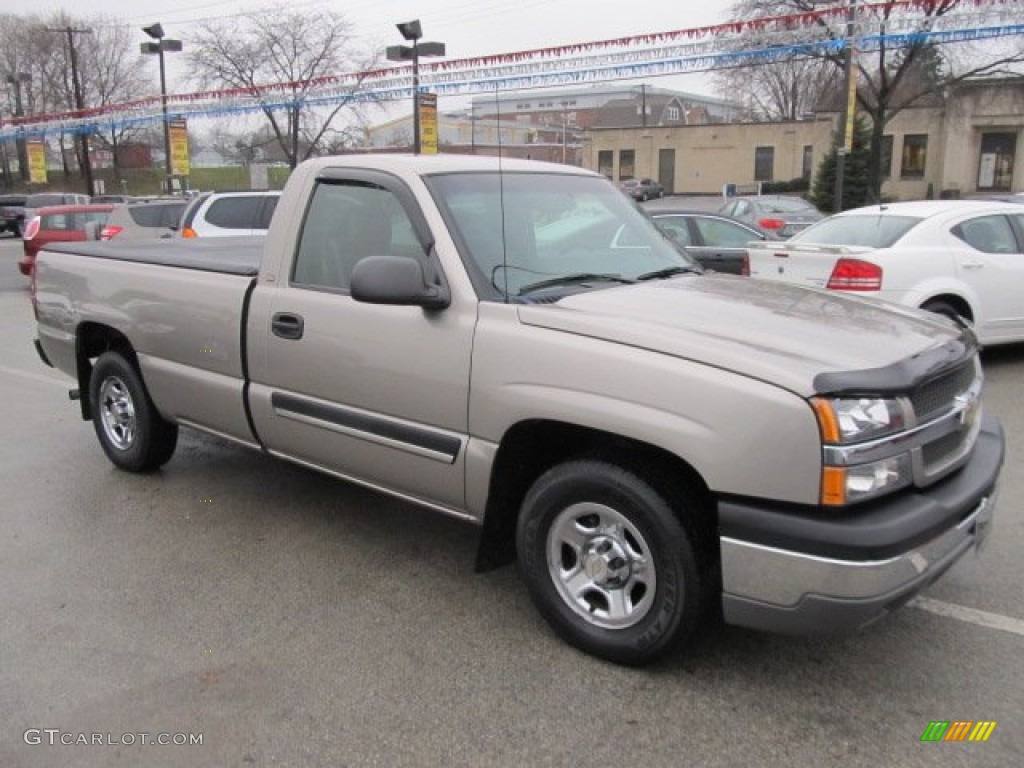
xmin=4 ymin=0 xmax=735 ymax=96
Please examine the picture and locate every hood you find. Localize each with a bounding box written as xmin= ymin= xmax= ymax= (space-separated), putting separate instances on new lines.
xmin=517 ymin=275 xmax=967 ymax=396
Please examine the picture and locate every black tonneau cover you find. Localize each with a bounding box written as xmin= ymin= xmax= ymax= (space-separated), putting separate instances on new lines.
xmin=44 ymin=236 xmax=264 ymax=277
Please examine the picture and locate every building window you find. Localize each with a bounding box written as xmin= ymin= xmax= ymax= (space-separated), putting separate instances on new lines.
xmin=619 ymin=149 xmax=635 ymax=180
xmin=754 ymin=146 xmax=774 ymax=182
xmin=598 ymin=150 xmax=613 ymax=179
xmin=880 ymin=135 xmax=894 ymax=180
xmin=901 ymin=134 xmax=928 ymax=179
xmin=666 ymin=106 xmax=680 ymax=122
xmin=802 ymin=145 xmax=813 ymax=180
xmin=977 ymin=132 xmax=1016 ymax=191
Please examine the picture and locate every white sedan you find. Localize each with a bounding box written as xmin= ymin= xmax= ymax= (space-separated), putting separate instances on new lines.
xmin=746 ymin=199 xmax=1024 ymax=346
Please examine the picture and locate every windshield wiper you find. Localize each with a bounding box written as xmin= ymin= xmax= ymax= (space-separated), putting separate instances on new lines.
xmin=517 ymin=272 xmax=636 ymax=295
xmin=636 ymin=265 xmax=702 ymax=281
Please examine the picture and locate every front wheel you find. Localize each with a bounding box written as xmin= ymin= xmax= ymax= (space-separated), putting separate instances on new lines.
xmin=89 ymin=351 xmax=178 ymax=472
xmin=516 ymin=460 xmax=712 ymax=665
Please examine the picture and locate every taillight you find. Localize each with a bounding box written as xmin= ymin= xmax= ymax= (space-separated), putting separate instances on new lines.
xmin=758 ymin=218 xmax=785 ymax=231
xmin=826 ymin=258 xmax=882 ymax=291
xmin=100 ymin=225 xmax=123 ymax=240
xmin=181 ymin=227 xmax=197 ymax=238
xmin=23 ymin=216 xmax=40 ymax=240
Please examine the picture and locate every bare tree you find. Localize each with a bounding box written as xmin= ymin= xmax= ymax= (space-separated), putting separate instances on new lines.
xmin=187 ymin=9 xmax=381 ymax=169
xmin=77 ymin=20 xmax=150 ymax=177
xmin=715 ymin=0 xmax=1024 ymax=199
xmin=715 ymin=56 xmax=834 ymax=121
xmin=2 ymin=12 xmax=149 ymax=181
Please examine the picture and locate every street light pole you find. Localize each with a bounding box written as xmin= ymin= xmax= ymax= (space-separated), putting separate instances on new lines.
xmin=142 ymin=23 xmax=182 ymax=193
xmin=387 ymin=21 xmax=445 ymax=155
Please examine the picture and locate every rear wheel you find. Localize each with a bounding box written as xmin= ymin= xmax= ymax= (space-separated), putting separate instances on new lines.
xmin=89 ymin=352 xmax=178 ymax=472
xmin=516 ymin=460 xmax=711 ymax=665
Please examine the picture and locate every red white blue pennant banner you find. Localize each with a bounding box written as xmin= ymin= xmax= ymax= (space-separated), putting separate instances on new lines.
xmin=1 ymin=0 xmax=1019 ymax=139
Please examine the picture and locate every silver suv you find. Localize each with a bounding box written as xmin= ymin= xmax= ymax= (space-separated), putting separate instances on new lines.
xmin=100 ymin=199 xmax=189 ymax=240
xmin=179 ymin=190 xmax=281 ymax=238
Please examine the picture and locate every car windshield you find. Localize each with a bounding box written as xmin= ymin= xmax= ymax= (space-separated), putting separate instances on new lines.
xmin=789 ymin=214 xmax=922 ymax=248
xmin=760 ymin=198 xmax=817 ymax=213
xmin=26 ymin=194 xmax=67 ymax=208
xmin=427 ymin=171 xmax=696 ymax=300
xmin=129 ymin=202 xmax=187 ymax=228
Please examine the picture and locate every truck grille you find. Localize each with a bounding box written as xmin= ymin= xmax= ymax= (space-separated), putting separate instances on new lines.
xmin=909 ymin=359 xmax=980 ymax=483
xmin=910 ymin=362 xmax=977 ymax=423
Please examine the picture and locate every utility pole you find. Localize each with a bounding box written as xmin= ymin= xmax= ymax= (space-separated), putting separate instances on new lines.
xmin=5 ymin=73 xmax=31 ymax=182
xmin=834 ymin=0 xmax=858 ymax=213
xmin=46 ymin=26 xmax=94 ymax=196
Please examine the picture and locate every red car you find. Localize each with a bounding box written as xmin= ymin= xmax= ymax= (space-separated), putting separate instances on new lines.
xmin=20 ymin=203 xmax=115 ymax=276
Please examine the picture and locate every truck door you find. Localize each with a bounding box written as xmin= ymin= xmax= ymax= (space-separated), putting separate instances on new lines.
xmin=246 ymin=172 xmax=475 ymax=512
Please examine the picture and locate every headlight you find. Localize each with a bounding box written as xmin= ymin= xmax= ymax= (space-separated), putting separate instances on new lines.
xmin=812 ymin=396 xmax=905 ymax=444
xmin=822 ymin=454 xmax=913 ymax=506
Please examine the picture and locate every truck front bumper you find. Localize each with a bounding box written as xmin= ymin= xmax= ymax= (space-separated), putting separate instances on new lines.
xmin=718 ymin=417 xmax=1003 ymax=635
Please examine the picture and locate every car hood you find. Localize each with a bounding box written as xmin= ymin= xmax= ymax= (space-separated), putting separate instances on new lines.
xmin=516 ymin=274 xmax=965 ymax=396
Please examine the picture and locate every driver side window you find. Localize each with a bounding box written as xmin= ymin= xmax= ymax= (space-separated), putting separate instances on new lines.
xmin=292 ymin=182 xmax=420 ymax=292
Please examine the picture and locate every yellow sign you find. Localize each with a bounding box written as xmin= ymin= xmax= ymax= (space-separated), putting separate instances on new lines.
xmin=169 ymin=118 xmax=190 ymax=176
xmin=419 ymin=93 xmax=438 ymax=155
xmin=27 ymin=138 xmax=47 ymax=184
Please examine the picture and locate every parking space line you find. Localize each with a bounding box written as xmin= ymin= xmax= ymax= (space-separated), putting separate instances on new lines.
xmin=0 ymin=364 xmax=71 ymax=389
xmin=911 ymin=596 xmax=1024 ymax=638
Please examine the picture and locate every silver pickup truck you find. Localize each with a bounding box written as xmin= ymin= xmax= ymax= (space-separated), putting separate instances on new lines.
xmin=32 ymin=155 xmax=1003 ymax=665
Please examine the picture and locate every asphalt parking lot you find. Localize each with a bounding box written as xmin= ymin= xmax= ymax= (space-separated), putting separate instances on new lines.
xmin=0 ymin=234 xmax=1021 ymax=767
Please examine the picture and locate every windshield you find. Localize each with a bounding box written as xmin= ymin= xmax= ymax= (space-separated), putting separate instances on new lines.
xmin=760 ymin=198 xmax=817 ymax=213
xmin=26 ymin=194 xmax=66 ymax=208
xmin=789 ymin=213 xmax=921 ymax=248
xmin=426 ymin=171 xmax=696 ymax=300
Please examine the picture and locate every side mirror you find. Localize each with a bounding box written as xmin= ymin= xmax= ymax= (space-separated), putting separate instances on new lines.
xmin=350 ymin=255 xmax=449 ymax=310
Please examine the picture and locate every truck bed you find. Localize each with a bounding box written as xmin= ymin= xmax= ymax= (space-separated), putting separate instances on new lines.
xmin=45 ymin=236 xmax=265 ymax=276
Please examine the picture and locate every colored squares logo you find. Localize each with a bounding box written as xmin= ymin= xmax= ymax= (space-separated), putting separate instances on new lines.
xmin=921 ymin=721 xmax=996 ymax=742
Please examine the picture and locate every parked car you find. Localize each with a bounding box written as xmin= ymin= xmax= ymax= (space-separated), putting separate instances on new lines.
xmin=745 ymin=199 xmax=1024 ymax=345
xmin=646 ymin=208 xmax=767 ymax=274
xmin=22 ymin=192 xmax=92 ymax=238
xmin=101 ymin=199 xmax=189 ymax=240
xmin=619 ymin=178 xmax=664 ymax=202
xmin=719 ymin=194 xmax=823 ymax=238
xmin=19 ymin=204 xmax=114 ymax=276
xmin=91 ymin=194 xmax=144 ymax=204
xmin=178 ymin=190 xmax=281 ymax=237
xmin=0 ymin=194 xmax=27 ymax=236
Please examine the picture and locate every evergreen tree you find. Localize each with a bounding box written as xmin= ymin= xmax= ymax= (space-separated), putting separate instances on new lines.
xmin=810 ymin=116 xmax=873 ymax=214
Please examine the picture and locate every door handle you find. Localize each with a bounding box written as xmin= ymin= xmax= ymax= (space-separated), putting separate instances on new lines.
xmin=271 ymin=313 xmax=304 ymax=340
xmin=961 ymin=260 xmax=984 ymax=269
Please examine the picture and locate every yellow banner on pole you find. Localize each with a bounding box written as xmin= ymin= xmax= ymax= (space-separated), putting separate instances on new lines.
xmin=419 ymin=93 xmax=438 ymax=155
xmin=27 ymin=138 xmax=47 ymax=184
xmin=169 ymin=118 xmax=190 ymax=176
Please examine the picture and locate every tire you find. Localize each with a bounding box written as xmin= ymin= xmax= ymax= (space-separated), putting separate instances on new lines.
xmin=89 ymin=351 xmax=178 ymax=472
xmin=516 ymin=460 xmax=711 ymax=665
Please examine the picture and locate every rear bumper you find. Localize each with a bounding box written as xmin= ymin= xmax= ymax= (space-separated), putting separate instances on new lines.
xmin=719 ymin=417 xmax=1003 ymax=634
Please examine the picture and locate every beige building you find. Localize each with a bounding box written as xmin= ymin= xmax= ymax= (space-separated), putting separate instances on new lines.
xmin=582 ymin=77 xmax=1024 ymax=200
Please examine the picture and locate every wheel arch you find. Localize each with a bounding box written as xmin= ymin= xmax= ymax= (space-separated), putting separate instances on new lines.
xmin=919 ymin=292 xmax=975 ymax=322
xmin=74 ymin=322 xmax=137 ymax=421
xmin=474 ymin=419 xmax=716 ymax=572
